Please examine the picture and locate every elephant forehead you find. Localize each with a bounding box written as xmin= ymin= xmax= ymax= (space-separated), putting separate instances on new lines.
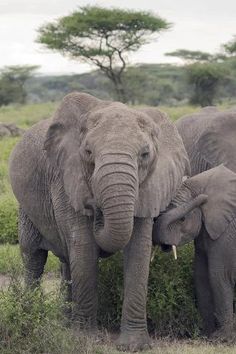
xmin=89 ymin=105 xmax=152 ymax=128
xmin=87 ymin=119 xmax=150 ymax=146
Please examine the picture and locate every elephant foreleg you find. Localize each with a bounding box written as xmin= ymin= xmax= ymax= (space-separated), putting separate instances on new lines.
xmin=116 ymin=218 xmax=152 ymax=352
xmin=194 ymin=248 xmax=216 ymax=336
xmin=19 ymin=208 xmax=48 ymax=288
xmin=208 ymin=268 xmax=234 ymax=342
xmin=69 ymin=215 xmax=99 ymax=331
xmin=60 ymin=262 xmax=72 ymax=321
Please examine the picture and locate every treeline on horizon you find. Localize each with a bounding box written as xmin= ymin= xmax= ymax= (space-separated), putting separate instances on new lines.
xmin=21 ymin=58 xmax=236 ymax=107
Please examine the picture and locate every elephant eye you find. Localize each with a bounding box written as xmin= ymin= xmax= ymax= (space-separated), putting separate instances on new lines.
xmin=141 ymin=151 xmax=149 ymax=159
xmin=180 ymin=216 xmax=186 ymax=222
xmin=140 ymin=146 xmax=150 ymax=159
xmin=85 ymin=148 xmax=92 ymax=156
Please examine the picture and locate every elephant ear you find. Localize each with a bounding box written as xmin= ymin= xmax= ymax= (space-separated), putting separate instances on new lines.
xmin=188 ymin=165 xmax=236 ymax=240
xmin=134 ymin=108 xmax=190 ymax=217
xmin=196 ymin=110 xmax=236 ymax=173
xmin=44 ymin=92 xmax=102 ymax=213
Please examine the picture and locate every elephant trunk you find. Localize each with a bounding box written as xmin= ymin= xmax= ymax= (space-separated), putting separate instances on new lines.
xmin=153 ymin=194 xmax=208 ymax=245
xmin=93 ymin=154 xmax=138 ymax=253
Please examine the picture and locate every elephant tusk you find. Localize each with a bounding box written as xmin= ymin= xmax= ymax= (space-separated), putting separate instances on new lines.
xmin=151 ymin=247 xmax=158 ymax=263
xmin=172 ymin=245 xmax=177 ymax=260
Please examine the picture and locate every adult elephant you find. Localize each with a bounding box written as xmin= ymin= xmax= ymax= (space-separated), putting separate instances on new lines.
xmin=9 ymin=92 xmax=189 ymax=351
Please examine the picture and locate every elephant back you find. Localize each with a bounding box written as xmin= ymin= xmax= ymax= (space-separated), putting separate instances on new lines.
xmin=176 ymin=107 xmax=219 ymax=163
xmin=176 ymin=107 xmax=236 ymax=175
xmin=9 ymin=119 xmax=52 ymax=220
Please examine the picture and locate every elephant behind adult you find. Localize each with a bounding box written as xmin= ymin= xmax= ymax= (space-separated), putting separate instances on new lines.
xmin=9 ymin=92 xmax=189 ymax=351
xmin=176 ymin=107 xmax=236 ymax=175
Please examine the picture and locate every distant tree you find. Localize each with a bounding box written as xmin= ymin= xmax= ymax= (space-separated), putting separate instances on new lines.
xmin=223 ymin=35 xmax=236 ymax=55
xmin=165 ymin=49 xmax=215 ymax=63
xmin=165 ymin=48 xmax=229 ymax=106
xmin=37 ymin=6 xmax=170 ymax=102
xmin=0 ymin=65 xmax=38 ymax=106
xmin=186 ymin=63 xmax=226 ymax=106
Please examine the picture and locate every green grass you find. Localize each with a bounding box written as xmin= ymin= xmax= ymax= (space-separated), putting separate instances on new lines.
xmin=0 ymin=244 xmax=60 ymax=274
xmin=0 ymin=101 xmax=57 ymax=128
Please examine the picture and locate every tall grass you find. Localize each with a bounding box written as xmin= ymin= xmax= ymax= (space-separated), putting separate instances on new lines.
xmin=0 ymin=102 xmax=57 ymax=128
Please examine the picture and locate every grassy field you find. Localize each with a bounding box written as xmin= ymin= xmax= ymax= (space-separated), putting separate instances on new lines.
xmin=0 ymin=101 xmax=236 ymax=353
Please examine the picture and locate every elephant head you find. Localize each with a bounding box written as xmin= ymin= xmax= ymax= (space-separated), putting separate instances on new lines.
xmin=153 ymin=165 xmax=236 ymax=250
xmin=44 ymin=92 xmax=189 ymax=253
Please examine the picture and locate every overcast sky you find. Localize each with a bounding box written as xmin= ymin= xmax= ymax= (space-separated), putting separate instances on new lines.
xmin=0 ymin=0 xmax=235 ymax=75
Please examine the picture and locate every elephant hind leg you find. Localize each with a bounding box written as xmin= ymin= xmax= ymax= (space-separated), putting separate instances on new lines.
xmin=19 ymin=208 xmax=48 ymax=288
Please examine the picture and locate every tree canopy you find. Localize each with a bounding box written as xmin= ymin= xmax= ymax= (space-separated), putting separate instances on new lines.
xmin=165 ymin=49 xmax=215 ymax=63
xmin=37 ymin=6 xmax=170 ymax=102
xmin=186 ymin=63 xmax=226 ymax=106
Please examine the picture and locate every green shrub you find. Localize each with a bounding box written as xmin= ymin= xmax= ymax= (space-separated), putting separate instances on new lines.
xmin=1 ymin=244 xmax=199 ymax=339
xmin=147 ymin=245 xmax=200 ymax=337
xmin=0 ymin=276 xmax=95 ymax=354
xmin=0 ymin=102 xmax=57 ymax=128
xmin=0 ymin=244 xmax=60 ymax=274
xmin=0 ymin=194 xmax=18 ymax=244
xmin=98 ymin=245 xmax=200 ymax=338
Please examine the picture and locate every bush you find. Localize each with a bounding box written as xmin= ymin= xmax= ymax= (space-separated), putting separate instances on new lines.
xmin=0 ymin=194 xmax=18 ymax=244
xmin=98 ymin=244 xmax=200 ymax=338
xmin=0 ymin=276 xmax=96 ymax=354
xmin=1 ymin=244 xmax=199 ymax=339
xmin=0 ymin=244 xmax=60 ymax=274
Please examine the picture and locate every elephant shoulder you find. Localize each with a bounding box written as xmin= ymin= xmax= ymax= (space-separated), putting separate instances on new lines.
xmin=176 ymin=107 xmax=219 ymax=150
xmin=196 ymin=110 xmax=236 ymax=173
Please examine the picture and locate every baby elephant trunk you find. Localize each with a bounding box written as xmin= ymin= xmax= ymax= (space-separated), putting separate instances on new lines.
xmin=153 ymin=194 xmax=208 ymax=246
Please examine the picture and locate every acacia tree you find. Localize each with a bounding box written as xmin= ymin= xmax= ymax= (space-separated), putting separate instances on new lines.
xmin=165 ymin=49 xmax=215 ymax=63
xmin=165 ymin=49 xmax=227 ymax=106
xmin=186 ymin=63 xmax=226 ymax=106
xmin=0 ymin=65 xmax=38 ymax=106
xmin=37 ymin=6 xmax=170 ymax=102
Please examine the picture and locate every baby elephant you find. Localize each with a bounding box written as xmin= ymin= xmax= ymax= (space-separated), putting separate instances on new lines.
xmin=153 ymin=164 xmax=236 ymax=342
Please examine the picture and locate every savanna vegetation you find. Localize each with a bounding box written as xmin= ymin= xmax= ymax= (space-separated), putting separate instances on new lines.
xmin=0 ymin=102 xmax=235 ymax=353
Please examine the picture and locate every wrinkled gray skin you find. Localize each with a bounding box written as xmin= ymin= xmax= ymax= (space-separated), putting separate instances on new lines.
xmin=176 ymin=106 xmax=236 ymax=175
xmin=9 ymin=92 xmax=189 ymax=352
xmin=153 ymin=108 xmax=236 ymax=342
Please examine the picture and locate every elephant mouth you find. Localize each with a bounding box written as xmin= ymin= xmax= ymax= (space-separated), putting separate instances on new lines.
xmin=161 ymin=244 xmax=172 ymax=252
xmin=160 ymin=244 xmax=178 ymax=260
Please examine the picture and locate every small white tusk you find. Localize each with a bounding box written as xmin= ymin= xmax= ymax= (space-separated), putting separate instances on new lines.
xmin=151 ymin=248 xmax=158 ymax=263
xmin=172 ymin=245 xmax=177 ymax=260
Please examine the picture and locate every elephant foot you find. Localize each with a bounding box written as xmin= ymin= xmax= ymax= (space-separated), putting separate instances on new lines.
xmin=73 ymin=324 xmax=102 ymax=341
xmin=115 ymin=330 xmax=152 ymax=352
xmin=72 ymin=316 xmax=98 ymax=336
xmin=200 ymin=324 xmax=216 ymax=338
xmin=209 ymin=327 xmax=235 ymax=344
